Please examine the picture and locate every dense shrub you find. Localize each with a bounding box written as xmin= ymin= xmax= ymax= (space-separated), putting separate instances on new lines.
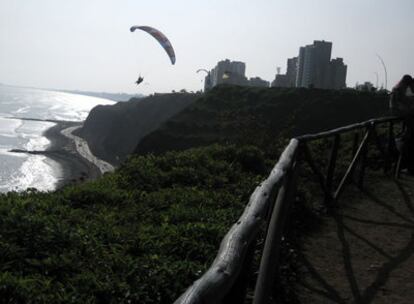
xmin=0 ymin=145 xmax=266 ymax=303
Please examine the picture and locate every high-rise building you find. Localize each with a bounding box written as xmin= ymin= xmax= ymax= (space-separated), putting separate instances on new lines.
xmin=286 ymin=57 xmax=298 ymax=87
xmin=204 ymin=73 xmax=212 ymax=91
xmin=326 ymin=58 xmax=347 ymax=89
xmin=271 ymin=57 xmax=298 ymax=88
xmin=272 ymin=74 xmax=288 ymax=87
xmin=249 ymin=77 xmax=269 ymax=88
xmin=296 ymin=40 xmax=332 ymax=88
xmin=295 ymin=47 xmax=306 ymax=87
xmin=295 ymin=40 xmax=347 ymax=89
xmin=209 ymin=59 xmax=248 ymax=87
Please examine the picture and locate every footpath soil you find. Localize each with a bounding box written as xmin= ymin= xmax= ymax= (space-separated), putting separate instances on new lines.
xmin=295 ymin=172 xmax=414 ymax=304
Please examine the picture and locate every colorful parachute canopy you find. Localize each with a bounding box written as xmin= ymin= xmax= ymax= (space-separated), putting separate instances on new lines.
xmin=130 ymin=25 xmax=176 ymax=65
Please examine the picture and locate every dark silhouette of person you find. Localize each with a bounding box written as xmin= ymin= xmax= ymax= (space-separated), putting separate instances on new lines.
xmin=390 ymin=74 xmax=414 ymax=114
xmin=390 ymin=74 xmax=414 ymax=173
xmin=135 ymin=75 xmax=144 ymax=86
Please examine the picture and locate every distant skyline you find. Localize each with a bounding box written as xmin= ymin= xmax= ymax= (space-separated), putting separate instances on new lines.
xmin=1 ymin=0 xmax=413 ymax=95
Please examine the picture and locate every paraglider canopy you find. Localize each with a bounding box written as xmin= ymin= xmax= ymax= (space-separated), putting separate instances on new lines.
xmin=197 ymin=69 xmax=209 ymax=74
xmin=130 ymin=25 xmax=176 ymax=65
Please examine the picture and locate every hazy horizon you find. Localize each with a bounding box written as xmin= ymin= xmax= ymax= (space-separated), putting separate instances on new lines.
xmin=1 ymin=0 xmax=413 ymax=95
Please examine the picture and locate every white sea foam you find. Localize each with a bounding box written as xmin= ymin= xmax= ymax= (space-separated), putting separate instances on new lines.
xmin=6 ymin=155 xmax=60 ymax=192
xmin=25 ymin=136 xmax=51 ymax=151
xmin=14 ymin=105 xmax=30 ymax=114
xmin=16 ymin=120 xmax=55 ymax=151
xmin=0 ymin=117 xmax=23 ymax=137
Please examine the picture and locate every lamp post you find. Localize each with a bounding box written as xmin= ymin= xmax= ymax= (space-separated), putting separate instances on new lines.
xmin=374 ymin=72 xmax=379 ymax=88
xmin=376 ymin=54 xmax=388 ymax=90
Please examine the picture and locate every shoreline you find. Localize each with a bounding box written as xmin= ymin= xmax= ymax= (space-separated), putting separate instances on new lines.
xmin=7 ymin=117 xmax=114 ymax=190
xmin=42 ymin=120 xmax=104 ymax=189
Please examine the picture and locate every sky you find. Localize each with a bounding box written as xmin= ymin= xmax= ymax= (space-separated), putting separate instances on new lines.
xmin=1 ymin=0 xmax=413 ymax=95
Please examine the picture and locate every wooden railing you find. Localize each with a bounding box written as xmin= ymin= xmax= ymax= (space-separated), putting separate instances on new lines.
xmin=174 ymin=115 xmax=406 ymax=304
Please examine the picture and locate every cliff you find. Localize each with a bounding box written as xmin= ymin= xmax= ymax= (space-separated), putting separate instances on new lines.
xmin=75 ymin=92 xmax=199 ymax=165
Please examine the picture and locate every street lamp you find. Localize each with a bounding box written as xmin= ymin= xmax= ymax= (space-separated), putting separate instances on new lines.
xmin=376 ymin=53 xmax=388 ymax=90
xmin=374 ymin=72 xmax=379 ymax=88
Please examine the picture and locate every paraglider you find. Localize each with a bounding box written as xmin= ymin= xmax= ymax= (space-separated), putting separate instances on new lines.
xmin=196 ymin=69 xmax=209 ymax=74
xmin=197 ymin=69 xmax=212 ymax=91
xmin=196 ymin=69 xmax=210 ymax=82
xmin=130 ymin=25 xmax=176 ymax=65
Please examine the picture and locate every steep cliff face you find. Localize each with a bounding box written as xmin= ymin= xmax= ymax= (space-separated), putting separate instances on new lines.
xmin=76 ymin=93 xmax=199 ymax=165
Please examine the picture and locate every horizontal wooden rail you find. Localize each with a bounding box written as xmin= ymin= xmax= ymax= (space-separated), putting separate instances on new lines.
xmin=174 ymin=139 xmax=299 ymax=304
xmin=297 ymin=116 xmax=400 ymax=141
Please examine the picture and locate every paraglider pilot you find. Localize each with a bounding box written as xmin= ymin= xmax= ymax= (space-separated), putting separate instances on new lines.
xmin=135 ymin=75 xmax=144 ymax=86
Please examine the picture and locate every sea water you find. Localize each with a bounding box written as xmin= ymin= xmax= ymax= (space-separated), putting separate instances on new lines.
xmin=0 ymin=85 xmax=114 ymax=192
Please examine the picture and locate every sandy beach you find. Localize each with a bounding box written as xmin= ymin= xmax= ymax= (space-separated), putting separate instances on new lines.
xmin=7 ymin=117 xmax=115 ymax=190
xmin=37 ymin=121 xmax=97 ymax=188
xmin=40 ymin=120 xmax=113 ymax=189
xmin=12 ymin=121 xmax=113 ymax=189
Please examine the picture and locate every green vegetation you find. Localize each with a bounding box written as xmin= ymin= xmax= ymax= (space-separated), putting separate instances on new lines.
xmin=0 ymin=86 xmax=390 ymax=302
xmin=136 ymin=86 xmax=388 ymax=155
xmin=0 ymin=145 xmax=268 ymax=303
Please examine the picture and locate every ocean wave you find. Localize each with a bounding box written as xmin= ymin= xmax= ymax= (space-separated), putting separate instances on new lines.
xmin=25 ymin=136 xmax=51 ymax=151
xmin=0 ymin=118 xmax=23 ymax=137
xmin=5 ymin=155 xmax=59 ymax=192
xmin=13 ymin=105 xmax=30 ymax=114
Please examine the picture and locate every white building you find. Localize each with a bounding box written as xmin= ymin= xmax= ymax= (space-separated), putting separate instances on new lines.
xmin=209 ymin=59 xmax=248 ymax=87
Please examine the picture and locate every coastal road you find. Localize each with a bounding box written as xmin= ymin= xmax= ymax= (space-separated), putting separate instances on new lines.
xmin=61 ymin=126 xmax=115 ymax=174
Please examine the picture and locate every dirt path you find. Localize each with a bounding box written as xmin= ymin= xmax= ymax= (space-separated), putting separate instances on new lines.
xmin=295 ymin=173 xmax=414 ymax=303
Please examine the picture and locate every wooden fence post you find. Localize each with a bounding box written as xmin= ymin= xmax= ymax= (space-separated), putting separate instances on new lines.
xmin=357 ymin=125 xmax=373 ymax=188
xmin=349 ymin=132 xmax=360 ymax=182
xmin=253 ymin=161 xmax=298 ymax=304
xmin=334 ymin=128 xmax=371 ymax=200
xmin=325 ymin=134 xmax=340 ymax=206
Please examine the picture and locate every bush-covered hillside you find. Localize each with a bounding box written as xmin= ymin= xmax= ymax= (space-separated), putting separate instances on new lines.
xmin=0 ymin=145 xmax=268 ymax=303
xmin=136 ymin=86 xmax=388 ymax=155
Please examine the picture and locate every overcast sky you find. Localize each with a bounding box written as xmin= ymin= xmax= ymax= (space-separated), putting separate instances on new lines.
xmin=1 ymin=0 xmax=413 ymax=94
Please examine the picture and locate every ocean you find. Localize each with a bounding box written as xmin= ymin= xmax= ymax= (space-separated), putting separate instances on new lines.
xmin=0 ymin=85 xmax=114 ymax=192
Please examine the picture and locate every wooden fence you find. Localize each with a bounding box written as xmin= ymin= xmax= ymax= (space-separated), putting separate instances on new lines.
xmin=174 ymin=115 xmax=406 ymax=304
